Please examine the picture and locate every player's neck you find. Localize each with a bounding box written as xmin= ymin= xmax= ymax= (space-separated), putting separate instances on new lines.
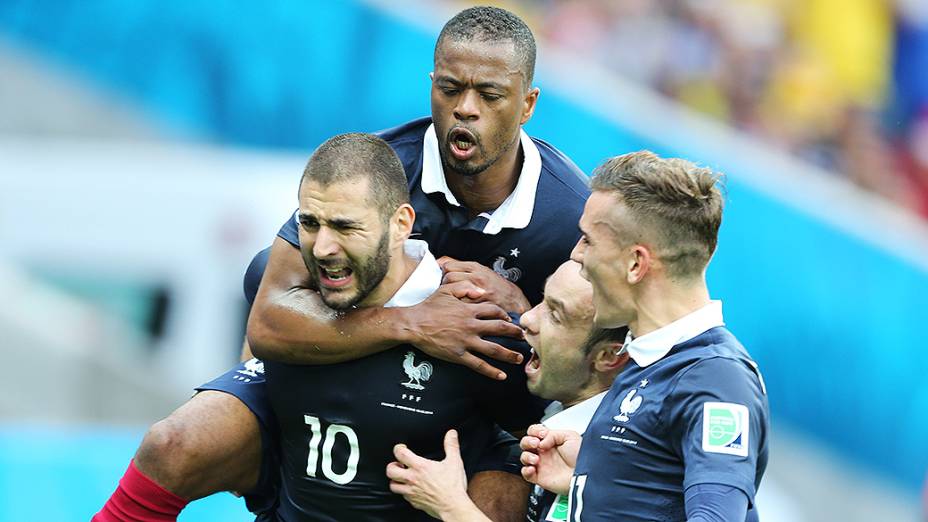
xmin=628 ymin=278 xmax=710 ymax=338
xmin=560 ymin=385 xmax=607 ymax=410
xmin=446 ymin=142 xmax=522 ymax=217
xmin=360 ymin=251 xmax=420 ymax=308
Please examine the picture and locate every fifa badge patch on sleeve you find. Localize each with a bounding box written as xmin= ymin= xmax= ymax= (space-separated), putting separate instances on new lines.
xmin=702 ymin=402 xmax=749 ymax=456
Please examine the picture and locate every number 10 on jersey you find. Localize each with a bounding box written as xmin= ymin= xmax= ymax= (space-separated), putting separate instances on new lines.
xmin=304 ymin=415 xmax=360 ymax=485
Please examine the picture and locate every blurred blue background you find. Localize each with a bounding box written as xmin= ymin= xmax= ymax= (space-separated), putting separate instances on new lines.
xmin=1 ymin=0 xmax=926 ymax=520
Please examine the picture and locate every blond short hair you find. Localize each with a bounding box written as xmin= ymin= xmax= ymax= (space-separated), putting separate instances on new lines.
xmin=590 ymin=151 xmax=724 ymax=278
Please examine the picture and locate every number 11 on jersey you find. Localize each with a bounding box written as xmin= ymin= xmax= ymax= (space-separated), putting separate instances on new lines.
xmin=304 ymin=414 xmax=360 ymax=485
xmin=567 ymin=474 xmax=587 ymax=521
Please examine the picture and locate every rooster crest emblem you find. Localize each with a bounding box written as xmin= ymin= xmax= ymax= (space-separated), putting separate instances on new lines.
xmin=401 ymin=351 xmax=433 ymax=390
xmin=613 ymin=389 xmax=643 ymax=423
xmin=492 ymin=256 xmax=522 ymax=283
xmin=237 ymin=358 xmax=265 ymax=378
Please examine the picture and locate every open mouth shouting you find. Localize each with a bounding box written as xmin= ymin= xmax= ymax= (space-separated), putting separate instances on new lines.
xmin=524 ymin=347 xmax=541 ymax=381
xmin=317 ymin=262 xmax=354 ymax=289
xmin=448 ymin=127 xmax=479 ymax=161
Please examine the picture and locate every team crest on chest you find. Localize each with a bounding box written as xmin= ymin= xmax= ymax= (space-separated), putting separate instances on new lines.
xmin=492 ymin=255 xmax=522 ymax=283
xmin=401 ymin=351 xmax=433 ymax=391
xmin=613 ymin=388 xmax=643 ymax=422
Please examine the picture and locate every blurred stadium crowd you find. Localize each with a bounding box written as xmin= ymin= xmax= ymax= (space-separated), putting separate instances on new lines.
xmin=2 ymin=1 xmax=927 ymax=519
xmin=488 ymin=0 xmax=928 ymax=218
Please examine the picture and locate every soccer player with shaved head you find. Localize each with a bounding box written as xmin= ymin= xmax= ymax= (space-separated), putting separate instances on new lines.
xmin=261 ymin=133 xmax=543 ymax=520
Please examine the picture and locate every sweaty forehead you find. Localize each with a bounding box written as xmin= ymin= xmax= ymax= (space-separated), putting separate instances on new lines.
xmin=435 ymin=38 xmax=522 ymax=81
xmin=583 ymin=192 xmax=623 ymax=238
xmin=299 ymin=180 xmax=375 ymax=219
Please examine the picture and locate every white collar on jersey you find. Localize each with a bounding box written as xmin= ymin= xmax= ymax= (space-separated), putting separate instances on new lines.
xmin=624 ymin=300 xmax=725 ymax=368
xmin=541 ymin=391 xmax=607 ymax=433
xmin=383 ymin=239 xmax=442 ymax=308
xmin=420 ymin=123 xmax=542 ymax=235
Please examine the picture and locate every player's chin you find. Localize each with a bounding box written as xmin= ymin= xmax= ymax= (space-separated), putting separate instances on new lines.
xmin=320 ymin=288 xmax=359 ymax=311
xmin=445 ymin=154 xmax=487 ymax=177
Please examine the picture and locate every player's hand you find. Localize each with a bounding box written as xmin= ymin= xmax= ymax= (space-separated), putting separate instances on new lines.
xmin=519 ymin=425 xmax=581 ymax=495
xmin=401 ymin=282 xmax=524 ymax=380
xmin=387 ymin=430 xmax=478 ymax=520
xmin=438 ymin=256 xmax=532 ymax=315
xmin=440 ymin=279 xmax=488 ymax=302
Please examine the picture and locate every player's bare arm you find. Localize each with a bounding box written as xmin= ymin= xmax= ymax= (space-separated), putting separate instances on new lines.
xmin=438 ymin=256 xmax=531 ymax=315
xmin=247 ymin=237 xmax=524 ymax=379
xmin=467 ymin=471 xmax=531 ymax=522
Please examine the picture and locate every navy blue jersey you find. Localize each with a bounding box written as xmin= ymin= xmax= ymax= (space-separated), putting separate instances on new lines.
xmin=276 ymin=117 xmax=590 ymax=305
xmin=569 ymin=327 xmax=769 ymax=522
xmin=240 ymin=118 xmax=586 ymax=519
xmin=244 ymin=245 xmax=271 ymax=306
xmin=265 ymin=336 xmax=545 ymax=521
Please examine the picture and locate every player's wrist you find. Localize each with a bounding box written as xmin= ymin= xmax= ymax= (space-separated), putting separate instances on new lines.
xmin=392 ymin=305 xmax=422 ymax=346
xmin=437 ymin=495 xmax=482 ymax=521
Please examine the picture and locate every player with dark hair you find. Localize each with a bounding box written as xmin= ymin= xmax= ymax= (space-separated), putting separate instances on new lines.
xmin=520 ymin=151 xmax=770 ymax=521
xmin=94 ymin=6 xmax=590 ymax=522
xmin=436 ymin=5 xmax=536 ymax=87
xmin=384 ymin=260 xmax=628 ymax=522
xmin=262 ymin=132 xmax=544 ymax=520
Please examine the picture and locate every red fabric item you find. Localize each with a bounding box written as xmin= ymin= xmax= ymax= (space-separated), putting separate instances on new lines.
xmin=92 ymin=461 xmax=188 ymax=522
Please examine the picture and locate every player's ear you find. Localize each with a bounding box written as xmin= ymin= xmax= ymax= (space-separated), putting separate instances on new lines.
xmin=520 ymin=86 xmax=540 ymax=125
xmin=592 ymin=342 xmax=628 ymax=372
xmin=429 ymin=71 xmax=435 ymax=82
xmin=627 ymin=245 xmax=651 ymax=284
xmin=391 ymin=203 xmax=415 ymax=242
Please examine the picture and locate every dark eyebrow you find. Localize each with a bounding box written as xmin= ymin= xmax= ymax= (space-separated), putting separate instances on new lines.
xmin=474 ymin=81 xmax=506 ymax=92
xmin=435 ymin=76 xmax=506 ymax=92
xmin=434 ymin=75 xmax=462 ymax=86
xmin=297 ymin=213 xmax=361 ymax=229
xmin=328 ymin=217 xmax=362 ymax=229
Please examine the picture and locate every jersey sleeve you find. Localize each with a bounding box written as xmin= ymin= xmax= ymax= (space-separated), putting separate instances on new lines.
xmin=243 ymin=246 xmax=272 ymax=305
xmin=476 ymin=335 xmax=549 ymax=433
xmin=472 ymin=426 xmax=521 ymax=475
xmin=277 ymin=209 xmax=300 ymax=248
xmin=666 ymin=356 xmax=768 ymax=505
xmin=684 ymin=483 xmax=749 ymax=521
